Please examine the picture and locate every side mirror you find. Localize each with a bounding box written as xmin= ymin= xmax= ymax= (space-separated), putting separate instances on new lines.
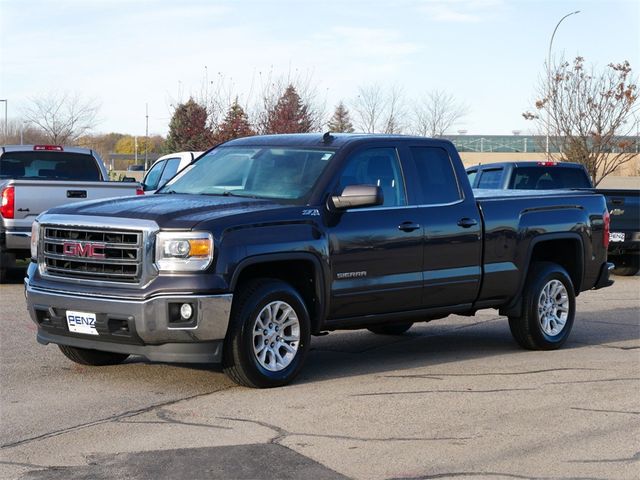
xmin=122 ymin=176 xmax=136 ymax=183
xmin=329 ymin=185 xmax=383 ymax=210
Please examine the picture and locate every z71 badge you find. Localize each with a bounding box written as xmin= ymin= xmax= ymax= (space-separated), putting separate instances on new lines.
xmin=302 ymin=209 xmax=320 ymax=216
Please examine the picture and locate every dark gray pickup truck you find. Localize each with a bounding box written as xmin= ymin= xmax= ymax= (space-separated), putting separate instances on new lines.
xmin=25 ymin=134 xmax=613 ymax=387
xmin=466 ymin=161 xmax=640 ymax=275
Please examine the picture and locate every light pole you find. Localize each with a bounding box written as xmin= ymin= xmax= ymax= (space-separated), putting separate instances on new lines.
xmin=546 ymin=10 xmax=580 ymax=156
xmin=0 ymin=99 xmax=7 ymax=141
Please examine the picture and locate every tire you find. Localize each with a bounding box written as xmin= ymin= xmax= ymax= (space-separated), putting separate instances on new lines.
xmin=368 ymin=322 xmax=413 ymax=335
xmin=508 ymin=262 xmax=575 ymax=350
xmin=611 ymin=255 xmax=639 ymax=276
xmin=223 ymin=279 xmax=311 ymax=388
xmin=58 ymin=345 xmax=129 ymax=366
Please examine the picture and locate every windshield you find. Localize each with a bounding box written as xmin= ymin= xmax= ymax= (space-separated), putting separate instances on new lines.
xmin=158 ymin=146 xmax=335 ymax=201
xmin=0 ymin=151 xmax=102 ymax=181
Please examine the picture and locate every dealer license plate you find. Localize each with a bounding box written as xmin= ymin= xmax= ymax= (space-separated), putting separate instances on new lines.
xmin=66 ymin=310 xmax=99 ymax=335
xmin=609 ymin=232 xmax=625 ymax=243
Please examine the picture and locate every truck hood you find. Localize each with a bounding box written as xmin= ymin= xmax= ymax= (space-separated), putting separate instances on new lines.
xmin=46 ymin=194 xmax=287 ymax=229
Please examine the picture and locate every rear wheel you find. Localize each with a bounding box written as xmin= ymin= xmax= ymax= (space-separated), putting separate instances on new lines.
xmin=58 ymin=345 xmax=129 ymax=366
xmin=508 ymin=262 xmax=575 ymax=350
xmin=368 ymin=323 xmax=413 ymax=335
xmin=611 ymin=255 xmax=639 ymax=276
xmin=223 ymin=279 xmax=311 ymax=388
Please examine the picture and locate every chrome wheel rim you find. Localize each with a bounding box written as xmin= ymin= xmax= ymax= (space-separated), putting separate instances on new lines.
xmin=252 ymin=301 xmax=300 ymax=372
xmin=537 ymin=279 xmax=569 ymax=336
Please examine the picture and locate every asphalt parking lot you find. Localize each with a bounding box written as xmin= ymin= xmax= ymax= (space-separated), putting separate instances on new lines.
xmin=1 ymin=269 xmax=638 ymax=480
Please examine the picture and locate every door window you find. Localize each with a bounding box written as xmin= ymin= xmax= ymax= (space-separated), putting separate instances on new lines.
xmin=158 ymin=157 xmax=182 ymax=187
xmin=410 ymin=147 xmax=461 ymax=205
xmin=337 ymin=147 xmax=406 ymax=207
xmin=143 ymin=160 xmax=166 ymax=191
xmin=476 ymin=169 xmax=503 ymax=189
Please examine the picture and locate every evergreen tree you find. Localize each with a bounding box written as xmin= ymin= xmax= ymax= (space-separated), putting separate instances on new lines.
xmin=165 ymin=98 xmax=213 ymax=151
xmin=327 ymin=102 xmax=354 ymax=133
xmin=214 ymin=100 xmax=255 ymax=143
xmin=264 ymin=85 xmax=313 ymax=134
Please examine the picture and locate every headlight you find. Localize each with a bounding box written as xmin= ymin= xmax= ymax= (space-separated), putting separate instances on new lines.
xmin=155 ymin=231 xmax=213 ymax=272
xmin=30 ymin=221 xmax=40 ymax=260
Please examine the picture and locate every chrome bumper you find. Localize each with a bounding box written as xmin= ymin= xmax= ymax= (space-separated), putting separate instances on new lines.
xmin=25 ymin=282 xmax=233 ymax=363
xmin=4 ymin=230 xmax=31 ymax=250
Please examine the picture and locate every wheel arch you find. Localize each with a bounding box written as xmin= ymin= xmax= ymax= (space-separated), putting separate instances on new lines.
xmin=500 ymin=233 xmax=584 ymax=317
xmin=230 ymin=253 xmax=327 ymax=333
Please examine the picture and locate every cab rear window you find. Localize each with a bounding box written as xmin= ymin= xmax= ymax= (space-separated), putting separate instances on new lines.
xmin=0 ymin=151 xmax=102 ymax=181
xmin=510 ymin=167 xmax=591 ymax=189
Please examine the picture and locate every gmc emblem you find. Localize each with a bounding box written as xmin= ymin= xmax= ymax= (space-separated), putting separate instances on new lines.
xmin=62 ymin=242 xmax=106 ymax=259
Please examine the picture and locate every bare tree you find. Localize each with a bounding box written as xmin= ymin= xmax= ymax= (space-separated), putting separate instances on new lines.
xmin=523 ymin=56 xmax=638 ymax=185
xmin=382 ymin=86 xmax=406 ymax=134
xmin=351 ymin=84 xmax=385 ymax=133
xmin=22 ymin=92 xmax=100 ymax=144
xmin=412 ymin=90 xmax=469 ymax=137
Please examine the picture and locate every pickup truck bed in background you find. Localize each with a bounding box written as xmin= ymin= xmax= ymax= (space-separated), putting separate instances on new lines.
xmin=0 ymin=144 xmax=142 ymax=281
xmin=466 ymin=161 xmax=640 ymax=276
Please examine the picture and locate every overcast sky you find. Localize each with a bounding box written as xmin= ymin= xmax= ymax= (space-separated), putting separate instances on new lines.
xmin=1 ymin=0 xmax=638 ymax=137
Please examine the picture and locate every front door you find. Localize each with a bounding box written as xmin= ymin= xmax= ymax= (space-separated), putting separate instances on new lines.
xmin=326 ymin=147 xmax=423 ymax=319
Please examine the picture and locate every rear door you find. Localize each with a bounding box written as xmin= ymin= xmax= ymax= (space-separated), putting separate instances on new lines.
xmin=404 ymin=145 xmax=483 ymax=308
xmin=327 ymin=145 xmax=423 ymax=319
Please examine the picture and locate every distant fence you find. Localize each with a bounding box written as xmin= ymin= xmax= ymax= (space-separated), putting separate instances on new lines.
xmin=106 ymin=153 xmax=162 ymax=171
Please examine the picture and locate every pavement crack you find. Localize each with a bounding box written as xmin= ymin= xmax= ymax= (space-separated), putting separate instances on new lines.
xmin=217 ymin=416 xmax=473 ymax=444
xmin=546 ymin=377 xmax=640 ymax=385
xmin=569 ymin=451 xmax=640 ymax=464
xmin=352 ymin=388 xmax=536 ymax=397
xmin=570 ymin=407 xmax=640 ymax=415
xmin=0 ymin=386 xmax=233 ymax=450
xmin=381 ymin=368 xmax=601 ymax=380
xmin=390 ymin=472 xmax=604 ymax=479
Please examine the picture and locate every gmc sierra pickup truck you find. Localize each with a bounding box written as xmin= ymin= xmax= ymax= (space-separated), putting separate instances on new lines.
xmin=1 ymin=144 xmax=143 ymax=281
xmin=25 ymin=134 xmax=614 ymax=388
xmin=466 ymin=161 xmax=640 ymax=276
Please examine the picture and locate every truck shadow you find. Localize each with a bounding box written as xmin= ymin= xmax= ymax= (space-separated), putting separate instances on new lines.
xmin=294 ymin=307 xmax=639 ymax=385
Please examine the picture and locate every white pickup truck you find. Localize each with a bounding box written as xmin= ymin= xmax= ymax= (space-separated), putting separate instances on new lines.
xmin=0 ymin=144 xmax=143 ymax=281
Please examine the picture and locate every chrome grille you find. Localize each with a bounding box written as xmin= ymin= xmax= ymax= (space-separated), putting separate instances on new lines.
xmin=42 ymin=226 xmax=143 ymax=283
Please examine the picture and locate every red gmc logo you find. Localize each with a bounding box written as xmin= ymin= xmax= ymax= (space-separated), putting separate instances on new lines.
xmin=62 ymin=242 xmax=106 ymax=259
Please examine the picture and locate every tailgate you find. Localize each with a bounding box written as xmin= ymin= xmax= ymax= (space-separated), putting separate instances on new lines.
xmin=600 ymin=189 xmax=640 ymax=233
xmin=11 ymin=180 xmax=139 ymax=221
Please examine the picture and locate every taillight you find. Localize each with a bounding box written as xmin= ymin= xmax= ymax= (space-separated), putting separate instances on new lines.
xmin=34 ymin=145 xmax=64 ymax=151
xmin=537 ymin=161 xmax=558 ymax=166
xmin=603 ymin=209 xmax=610 ymax=249
xmin=1 ymin=185 xmax=15 ymax=219
xmin=136 ymin=187 xmax=144 ymax=195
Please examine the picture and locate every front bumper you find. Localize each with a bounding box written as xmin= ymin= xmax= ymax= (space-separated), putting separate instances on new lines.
xmin=25 ymin=281 xmax=233 ymax=363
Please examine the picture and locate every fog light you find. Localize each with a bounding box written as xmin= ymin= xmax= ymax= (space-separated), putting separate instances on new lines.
xmin=180 ymin=303 xmax=193 ymax=320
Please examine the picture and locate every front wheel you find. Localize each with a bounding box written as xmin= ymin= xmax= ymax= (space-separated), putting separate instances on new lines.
xmin=508 ymin=262 xmax=575 ymax=350
xmin=223 ymin=279 xmax=311 ymax=388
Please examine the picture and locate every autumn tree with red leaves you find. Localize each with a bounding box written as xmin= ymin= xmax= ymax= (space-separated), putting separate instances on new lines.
xmin=165 ymin=98 xmax=214 ymax=151
xmin=263 ymin=85 xmax=313 ymax=134
xmin=214 ymin=100 xmax=255 ymax=144
xmin=524 ymin=56 xmax=638 ymax=185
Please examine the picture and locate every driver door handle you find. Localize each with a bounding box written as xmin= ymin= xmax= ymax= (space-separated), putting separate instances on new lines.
xmin=457 ymin=218 xmax=478 ymax=228
xmin=398 ymin=221 xmax=421 ymax=232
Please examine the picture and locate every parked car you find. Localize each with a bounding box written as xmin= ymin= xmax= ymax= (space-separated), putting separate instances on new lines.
xmin=0 ymin=144 xmax=143 ymax=282
xmin=466 ymin=161 xmax=639 ymax=276
xmin=26 ymin=134 xmax=613 ymax=387
xmin=127 ymin=164 xmax=145 ymax=172
xmin=142 ymin=151 xmax=202 ymax=194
